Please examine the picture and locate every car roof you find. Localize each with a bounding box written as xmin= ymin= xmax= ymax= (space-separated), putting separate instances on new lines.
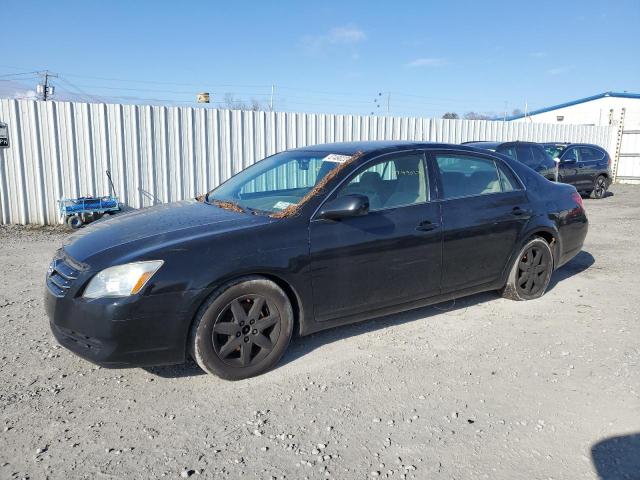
xmin=290 ymin=140 xmax=486 ymax=155
xmin=462 ymin=140 xmax=540 ymax=149
xmin=462 ymin=141 xmax=501 ymax=149
xmin=543 ymin=142 xmax=605 ymax=149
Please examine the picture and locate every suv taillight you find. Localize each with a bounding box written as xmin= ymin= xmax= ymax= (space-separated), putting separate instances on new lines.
xmin=571 ymin=192 xmax=584 ymax=209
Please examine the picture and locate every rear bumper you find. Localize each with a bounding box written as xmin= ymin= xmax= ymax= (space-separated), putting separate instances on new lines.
xmin=45 ymin=286 xmax=205 ymax=368
xmin=556 ymin=210 xmax=589 ymax=269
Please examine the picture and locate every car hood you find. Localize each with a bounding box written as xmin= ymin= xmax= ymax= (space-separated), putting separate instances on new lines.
xmin=63 ymin=200 xmax=271 ymax=263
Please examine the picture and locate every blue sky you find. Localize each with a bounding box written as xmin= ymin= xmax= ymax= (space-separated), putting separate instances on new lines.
xmin=2 ymin=0 xmax=639 ymax=117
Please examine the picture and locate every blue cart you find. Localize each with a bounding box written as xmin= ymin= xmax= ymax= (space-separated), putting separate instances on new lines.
xmin=58 ymin=196 xmax=120 ymax=228
xmin=58 ymin=171 xmax=121 ymax=229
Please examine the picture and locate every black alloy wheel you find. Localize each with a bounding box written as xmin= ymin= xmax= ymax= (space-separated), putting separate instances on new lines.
xmin=190 ymin=276 xmax=293 ymax=380
xmin=515 ymin=244 xmax=552 ymax=297
xmin=212 ymin=295 xmax=280 ymax=367
xmin=592 ymin=175 xmax=608 ymax=199
xmin=501 ymin=237 xmax=554 ymax=301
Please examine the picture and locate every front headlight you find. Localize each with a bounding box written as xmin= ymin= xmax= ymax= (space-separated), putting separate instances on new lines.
xmin=83 ymin=260 xmax=164 ymax=299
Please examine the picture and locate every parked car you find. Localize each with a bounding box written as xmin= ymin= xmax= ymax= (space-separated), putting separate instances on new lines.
xmin=463 ymin=141 xmax=557 ymax=181
xmin=46 ymin=141 xmax=588 ymax=380
xmin=542 ymin=143 xmax=612 ymax=199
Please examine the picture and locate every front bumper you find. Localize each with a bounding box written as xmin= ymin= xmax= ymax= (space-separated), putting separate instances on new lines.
xmin=45 ymin=282 xmax=205 ymax=368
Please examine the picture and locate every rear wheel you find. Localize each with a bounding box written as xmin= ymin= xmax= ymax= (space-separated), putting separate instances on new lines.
xmin=501 ymin=237 xmax=554 ymax=301
xmin=591 ymin=175 xmax=608 ymax=199
xmin=66 ymin=214 xmax=83 ymax=229
xmin=190 ymin=276 xmax=293 ymax=380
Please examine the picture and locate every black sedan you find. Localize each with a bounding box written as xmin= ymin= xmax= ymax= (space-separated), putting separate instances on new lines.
xmin=542 ymin=143 xmax=612 ymax=199
xmin=46 ymin=141 xmax=588 ymax=380
xmin=463 ymin=141 xmax=558 ymax=181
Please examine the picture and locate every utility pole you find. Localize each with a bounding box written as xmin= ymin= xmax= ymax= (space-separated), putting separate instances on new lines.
xmin=269 ymin=84 xmax=275 ymax=111
xmin=37 ymin=71 xmax=57 ymax=101
xmin=43 ymin=71 xmax=50 ymax=101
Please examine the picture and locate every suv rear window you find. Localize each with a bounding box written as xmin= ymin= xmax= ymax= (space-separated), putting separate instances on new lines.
xmin=532 ymin=145 xmax=554 ymax=168
xmin=514 ymin=145 xmax=537 ymax=168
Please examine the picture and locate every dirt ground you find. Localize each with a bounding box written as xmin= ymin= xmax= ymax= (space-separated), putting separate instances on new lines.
xmin=1 ymin=185 xmax=639 ymax=480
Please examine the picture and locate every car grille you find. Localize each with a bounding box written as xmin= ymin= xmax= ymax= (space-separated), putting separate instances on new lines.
xmin=46 ymin=256 xmax=80 ymax=297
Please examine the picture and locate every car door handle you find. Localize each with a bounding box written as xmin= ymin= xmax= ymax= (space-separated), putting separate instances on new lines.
xmin=416 ymin=220 xmax=440 ymax=232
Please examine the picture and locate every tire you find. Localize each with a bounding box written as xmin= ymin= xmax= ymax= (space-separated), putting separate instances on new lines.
xmin=190 ymin=276 xmax=294 ymax=380
xmin=66 ymin=214 xmax=83 ymax=229
xmin=591 ymin=175 xmax=608 ymax=199
xmin=501 ymin=237 xmax=554 ymax=301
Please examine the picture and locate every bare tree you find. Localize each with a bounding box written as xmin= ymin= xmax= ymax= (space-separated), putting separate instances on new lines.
xmin=442 ymin=112 xmax=459 ymax=119
xmin=511 ymin=108 xmax=524 ymax=116
xmin=464 ymin=111 xmax=493 ymax=120
xmin=223 ymin=93 xmax=247 ymax=110
xmin=249 ymin=98 xmax=263 ymax=111
xmin=223 ymin=93 xmax=265 ymax=111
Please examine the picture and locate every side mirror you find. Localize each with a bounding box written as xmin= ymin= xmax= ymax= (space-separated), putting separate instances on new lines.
xmin=318 ymin=194 xmax=369 ymax=220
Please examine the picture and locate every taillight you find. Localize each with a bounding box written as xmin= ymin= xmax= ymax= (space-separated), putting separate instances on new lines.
xmin=607 ymin=156 xmax=612 ymax=167
xmin=571 ymin=192 xmax=584 ymax=209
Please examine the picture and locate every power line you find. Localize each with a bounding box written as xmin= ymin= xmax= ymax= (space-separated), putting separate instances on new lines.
xmin=0 ymin=70 xmax=42 ymax=78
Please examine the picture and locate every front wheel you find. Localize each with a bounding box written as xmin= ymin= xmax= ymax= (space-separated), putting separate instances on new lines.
xmin=591 ymin=175 xmax=608 ymax=199
xmin=501 ymin=237 xmax=554 ymax=301
xmin=190 ymin=276 xmax=294 ymax=380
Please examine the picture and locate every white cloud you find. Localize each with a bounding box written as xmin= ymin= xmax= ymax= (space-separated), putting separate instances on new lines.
xmin=14 ymin=89 xmax=38 ymax=100
xmin=405 ymin=58 xmax=447 ymax=68
xmin=302 ymin=25 xmax=365 ymax=55
xmin=547 ymin=66 xmax=571 ymax=75
xmin=327 ymin=26 xmax=366 ymax=44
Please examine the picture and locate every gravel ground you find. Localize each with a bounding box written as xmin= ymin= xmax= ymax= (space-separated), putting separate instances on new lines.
xmin=1 ymin=185 xmax=639 ymax=480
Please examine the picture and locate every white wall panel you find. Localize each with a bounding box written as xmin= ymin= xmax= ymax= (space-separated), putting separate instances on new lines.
xmin=0 ymin=98 xmax=615 ymax=225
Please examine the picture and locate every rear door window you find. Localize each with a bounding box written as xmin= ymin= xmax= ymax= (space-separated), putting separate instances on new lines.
xmin=579 ymin=147 xmax=604 ymax=161
xmin=435 ymin=154 xmax=503 ymax=199
xmin=496 ymin=161 xmax=522 ymax=192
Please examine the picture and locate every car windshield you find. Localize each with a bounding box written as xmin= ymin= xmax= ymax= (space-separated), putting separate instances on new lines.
xmin=544 ymin=144 xmax=566 ymax=159
xmin=206 ymin=150 xmax=351 ymax=213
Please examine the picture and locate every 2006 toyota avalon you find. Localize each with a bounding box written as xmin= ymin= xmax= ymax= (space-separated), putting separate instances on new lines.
xmin=46 ymin=141 xmax=588 ymax=379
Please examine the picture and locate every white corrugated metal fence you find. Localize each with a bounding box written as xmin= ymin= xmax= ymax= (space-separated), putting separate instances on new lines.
xmin=0 ymin=98 xmax=614 ymax=225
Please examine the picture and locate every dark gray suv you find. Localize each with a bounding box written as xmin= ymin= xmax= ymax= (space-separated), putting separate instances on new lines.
xmin=542 ymin=143 xmax=612 ymax=199
xmin=463 ymin=141 xmax=557 ymax=182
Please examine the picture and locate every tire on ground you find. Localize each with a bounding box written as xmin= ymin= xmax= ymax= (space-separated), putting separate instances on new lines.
xmin=501 ymin=237 xmax=554 ymax=301
xmin=190 ymin=276 xmax=294 ymax=380
xmin=66 ymin=214 xmax=83 ymax=229
xmin=591 ymin=174 xmax=608 ymax=199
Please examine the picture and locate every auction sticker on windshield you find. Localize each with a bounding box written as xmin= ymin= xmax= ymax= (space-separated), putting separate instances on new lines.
xmin=322 ymin=154 xmax=352 ymax=163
